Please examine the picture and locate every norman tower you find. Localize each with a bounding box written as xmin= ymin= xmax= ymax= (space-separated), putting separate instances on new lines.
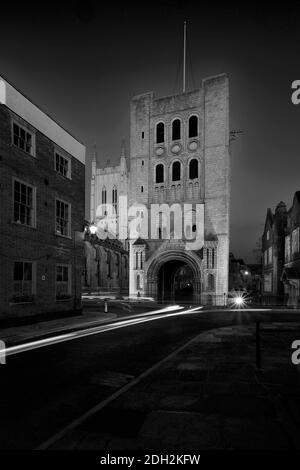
xmin=90 ymin=74 xmax=230 ymax=305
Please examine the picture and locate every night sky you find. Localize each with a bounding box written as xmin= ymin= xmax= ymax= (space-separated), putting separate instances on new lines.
xmin=1 ymin=1 xmax=300 ymax=262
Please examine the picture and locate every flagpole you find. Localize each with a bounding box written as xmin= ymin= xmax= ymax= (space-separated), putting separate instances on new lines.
xmin=183 ymin=21 xmax=187 ymax=93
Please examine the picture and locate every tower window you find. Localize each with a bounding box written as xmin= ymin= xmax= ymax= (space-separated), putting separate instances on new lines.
xmin=189 ymin=115 xmax=198 ymax=138
xmin=189 ymin=159 xmax=198 ymax=179
xmin=142 ymin=131 xmax=144 ymax=139
xmin=141 ymin=186 xmax=144 ymax=193
xmin=172 ymin=161 xmax=181 ymax=181
xmin=172 ymin=119 xmax=181 ymax=141
xmin=156 ymin=122 xmax=164 ymax=144
xmin=142 ymin=160 xmax=144 ymax=166
xmin=207 ymin=274 xmax=215 ymax=291
xmin=207 ymin=248 xmax=216 ymax=268
xmin=155 ymin=164 xmax=164 ymax=183
xmin=102 ymin=187 xmax=107 ymax=204
xmin=102 ymin=186 xmax=107 ymax=216
xmin=112 ymin=186 xmax=117 ymax=214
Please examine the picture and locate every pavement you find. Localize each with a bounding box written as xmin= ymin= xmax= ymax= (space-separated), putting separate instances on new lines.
xmin=0 ymin=300 xmax=161 ymax=346
xmin=50 ymin=321 xmax=300 ymax=450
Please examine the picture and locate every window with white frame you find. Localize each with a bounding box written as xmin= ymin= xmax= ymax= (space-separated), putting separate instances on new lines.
xmin=56 ymin=199 xmax=71 ymax=237
xmin=55 ymin=152 xmax=71 ymax=178
xmin=13 ymin=261 xmax=35 ymax=302
xmin=13 ymin=179 xmax=36 ymax=227
xmin=56 ymin=265 xmax=71 ymax=300
xmin=292 ymin=227 xmax=299 ymax=255
xmin=12 ymin=121 xmax=34 ymax=155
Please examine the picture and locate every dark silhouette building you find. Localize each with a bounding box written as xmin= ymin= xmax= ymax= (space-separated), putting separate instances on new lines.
xmin=281 ymin=192 xmax=300 ymax=306
xmin=261 ymin=201 xmax=287 ymax=304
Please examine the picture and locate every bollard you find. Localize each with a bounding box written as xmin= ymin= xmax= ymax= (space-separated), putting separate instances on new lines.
xmin=104 ymin=299 xmax=108 ymax=313
xmin=256 ymin=321 xmax=261 ymax=369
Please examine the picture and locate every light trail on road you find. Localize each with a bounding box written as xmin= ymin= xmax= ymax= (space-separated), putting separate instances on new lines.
xmin=5 ymin=305 xmax=203 ymax=358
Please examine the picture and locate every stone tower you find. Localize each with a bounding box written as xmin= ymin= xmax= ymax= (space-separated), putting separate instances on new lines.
xmin=128 ymin=74 xmax=230 ymax=304
xmin=91 ymin=73 xmax=230 ymax=305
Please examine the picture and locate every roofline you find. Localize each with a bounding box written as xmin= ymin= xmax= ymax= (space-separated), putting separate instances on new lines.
xmin=131 ymin=74 xmax=228 ymax=103
xmin=0 ymin=72 xmax=84 ymax=146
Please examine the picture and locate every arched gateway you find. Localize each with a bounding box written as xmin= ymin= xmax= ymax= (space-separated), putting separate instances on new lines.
xmin=145 ymin=249 xmax=202 ymax=304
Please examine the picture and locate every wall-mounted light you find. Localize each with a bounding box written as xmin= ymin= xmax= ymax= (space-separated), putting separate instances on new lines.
xmin=89 ymin=224 xmax=98 ymax=235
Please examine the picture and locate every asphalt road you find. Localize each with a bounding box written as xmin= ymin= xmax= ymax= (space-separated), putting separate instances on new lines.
xmin=1 ymin=307 xmax=299 ymax=450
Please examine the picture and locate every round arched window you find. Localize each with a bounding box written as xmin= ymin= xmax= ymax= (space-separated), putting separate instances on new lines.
xmin=172 ymin=161 xmax=181 ymax=181
xmin=189 ymin=159 xmax=198 ymax=179
xmin=172 ymin=119 xmax=181 ymax=141
xmin=155 ymin=164 xmax=164 ymax=183
xmin=156 ymin=122 xmax=165 ymax=144
xmin=189 ymin=115 xmax=198 ymax=138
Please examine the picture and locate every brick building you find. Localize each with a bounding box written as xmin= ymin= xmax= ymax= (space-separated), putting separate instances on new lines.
xmin=90 ymin=74 xmax=230 ymax=305
xmin=261 ymin=201 xmax=287 ymax=303
xmin=0 ymin=75 xmax=85 ymax=320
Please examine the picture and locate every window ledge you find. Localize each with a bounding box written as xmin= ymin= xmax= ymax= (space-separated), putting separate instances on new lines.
xmin=55 ymin=232 xmax=72 ymax=240
xmin=11 ymin=143 xmax=36 ymax=158
xmin=55 ymin=297 xmax=72 ymax=302
xmin=55 ymin=171 xmax=72 ymax=181
xmin=11 ymin=221 xmax=37 ymax=230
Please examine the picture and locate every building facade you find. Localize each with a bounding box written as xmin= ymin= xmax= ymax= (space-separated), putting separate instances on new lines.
xmin=0 ymin=76 xmax=86 ymax=320
xmin=261 ymin=201 xmax=287 ymax=304
xmin=90 ymin=74 xmax=230 ymax=304
xmin=281 ymin=192 xmax=300 ymax=306
xmin=83 ymin=230 xmax=129 ymax=297
xmin=228 ymin=252 xmax=262 ymax=300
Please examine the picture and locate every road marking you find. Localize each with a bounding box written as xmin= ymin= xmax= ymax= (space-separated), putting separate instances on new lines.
xmin=5 ymin=306 xmax=202 ymax=357
xmin=35 ymin=309 xmax=206 ymax=450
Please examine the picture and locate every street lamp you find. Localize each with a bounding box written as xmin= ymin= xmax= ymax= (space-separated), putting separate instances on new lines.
xmin=89 ymin=223 xmax=98 ymax=235
xmin=234 ymin=296 xmax=244 ymax=307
